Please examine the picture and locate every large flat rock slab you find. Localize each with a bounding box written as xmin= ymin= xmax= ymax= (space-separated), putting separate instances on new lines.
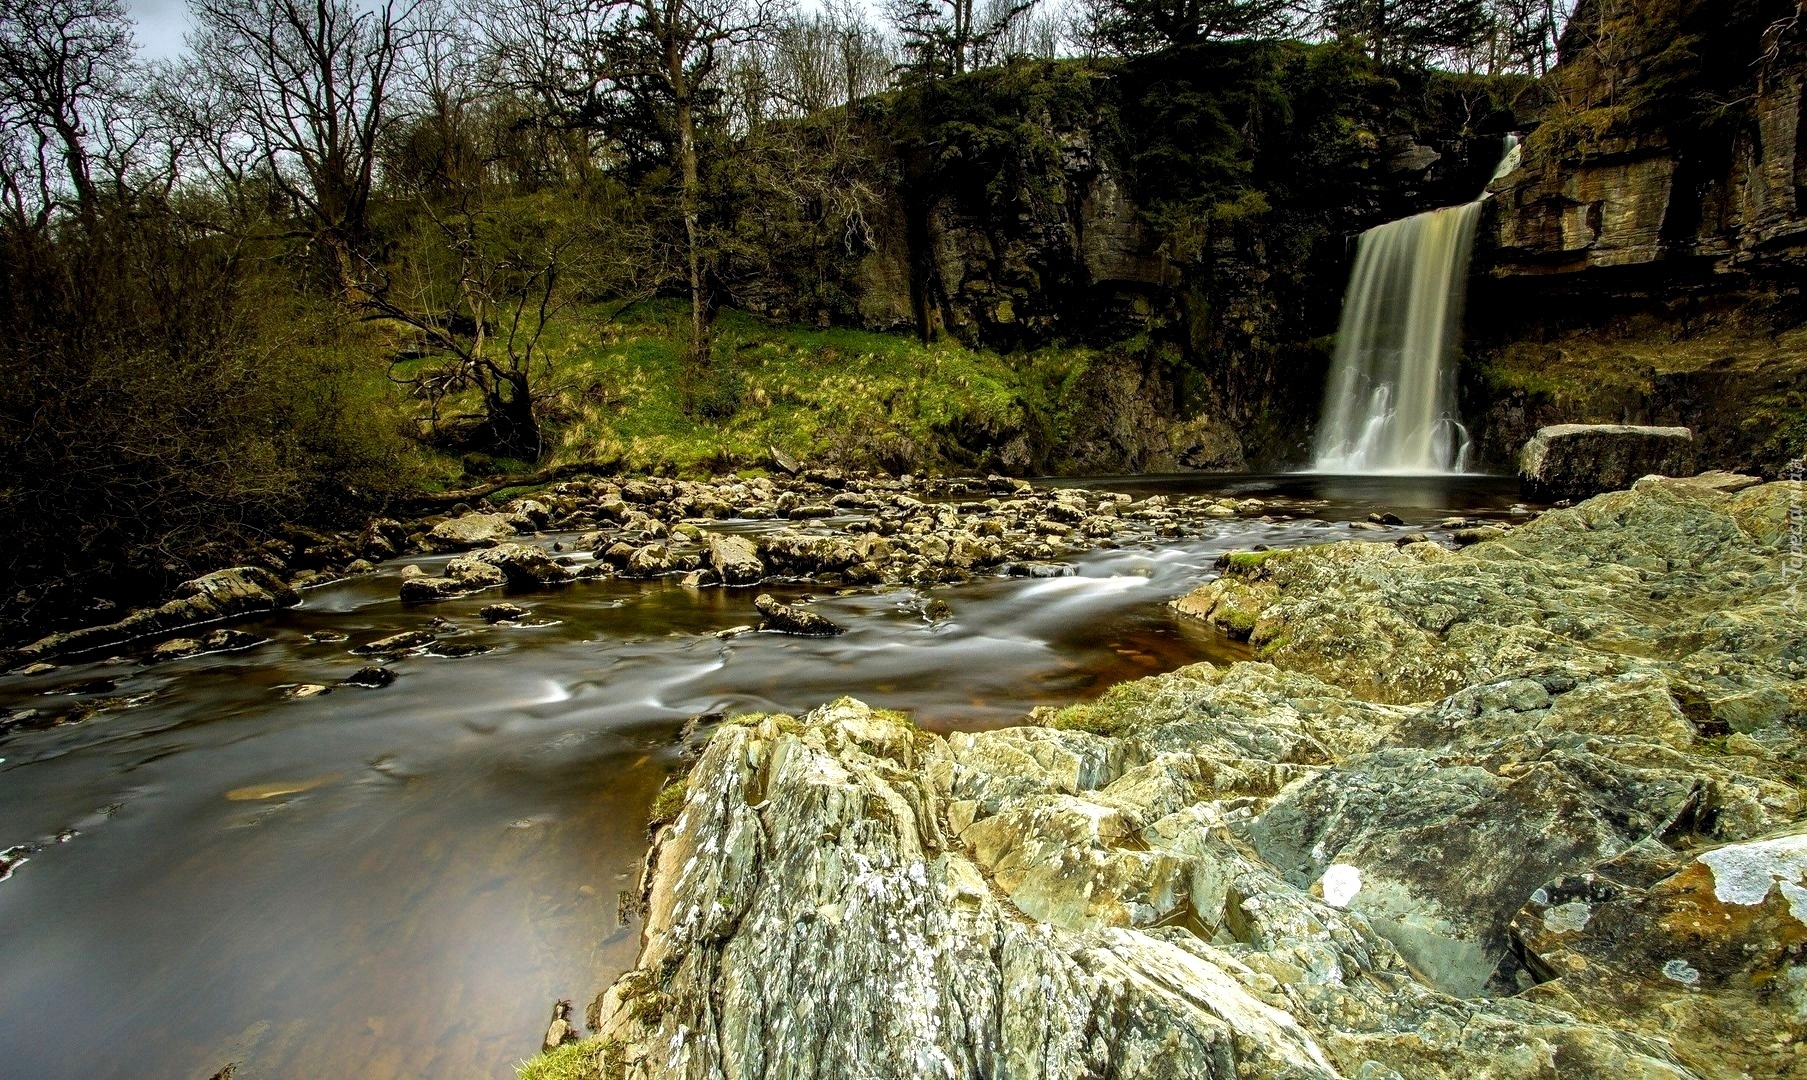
xmin=565 ymin=475 xmax=1804 ymax=1080
xmin=1519 ymin=423 xmax=1695 ymax=501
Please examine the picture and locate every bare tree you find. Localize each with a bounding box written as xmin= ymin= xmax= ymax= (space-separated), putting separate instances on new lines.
xmin=364 ymin=199 xmax=582 ymax=456
xmin=0 ymin=0 xmax=133 ymax=224
xmin=762 ymin=0 xmax=894 ymax=116
xmin=468 ymin=0 xmax=616 ymax=181
xmin=890 ymin=0 xmax=1040 ymax=77
xmin=984 ymin=0 xmax=1064 ymax=59
xmin=189 ymin=0 xmax=420 ymax=278
xmin=387 ymin=0 xmax=488 ymax=194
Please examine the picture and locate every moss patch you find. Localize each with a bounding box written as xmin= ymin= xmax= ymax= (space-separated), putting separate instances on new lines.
xmin=1224 ymin=549 xmax=1296 ymax=576
xmin=1041 ymin=677 xmax=1178 ymax=737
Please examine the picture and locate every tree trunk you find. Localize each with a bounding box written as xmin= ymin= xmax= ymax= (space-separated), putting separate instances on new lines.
xmin=676 ymin=93 xmax=710 ymax=372
xmin=489 ymin=374 xmax=541 ymax=459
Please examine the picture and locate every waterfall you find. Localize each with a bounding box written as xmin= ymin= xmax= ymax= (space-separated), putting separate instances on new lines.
xmin=1311 ymin=136 xmax=1520 ymax=474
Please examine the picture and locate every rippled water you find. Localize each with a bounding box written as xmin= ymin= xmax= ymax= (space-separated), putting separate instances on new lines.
xmin=0 ymin=474 xmax=1529 ymax=1079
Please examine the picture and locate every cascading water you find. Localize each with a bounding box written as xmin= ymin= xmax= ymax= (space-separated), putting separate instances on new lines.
xmin=1312 ymin=136 xmax=1521 ymax=474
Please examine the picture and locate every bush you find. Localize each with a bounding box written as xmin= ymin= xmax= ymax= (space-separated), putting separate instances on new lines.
xmin=0 ymin=205 xmax=414 ymax=640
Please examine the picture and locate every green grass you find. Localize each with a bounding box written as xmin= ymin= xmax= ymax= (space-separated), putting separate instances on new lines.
xmin=648 ymin=778 xmax=688 ymax=828
xmin=516 ymin=1038 xmax=618 ymax=1080
xmin=401 ymin=300 xmax=1096 ymax=479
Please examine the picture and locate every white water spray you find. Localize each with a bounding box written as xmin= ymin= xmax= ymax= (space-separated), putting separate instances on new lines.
xmin=1312 ymin=136 xmax=1520 ymax=474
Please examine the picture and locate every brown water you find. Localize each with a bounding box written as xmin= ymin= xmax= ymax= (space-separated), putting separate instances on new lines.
xmin=0 ymin=474 xmax=1529 ymax=1079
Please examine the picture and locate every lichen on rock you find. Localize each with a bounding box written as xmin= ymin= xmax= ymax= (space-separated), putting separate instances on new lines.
xmin=578 ymin=476 xmax=1803 ymax=1079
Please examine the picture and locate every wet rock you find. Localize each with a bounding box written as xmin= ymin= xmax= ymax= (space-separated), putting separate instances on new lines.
xmin=598 ymin=698 xmax=1703 ymax=1080
xmin=463 ymin=543 xmax=575 ymax=588
xmin=146 ymin=637 xmax=203 ymax=663
xmin=1508 ymin=829 xmax=1807 ymax=1079
xmin=427 ymin=642 xmax=491 ymax=658
xmin=352 ymin=631 xmax=435 ymax=656
xmin=593 ymin=472 xmax=1803 ymax=1079
xmin=359 ymin=518 xmax=405 ymax=560
xmin=402 ymin=544 xmax=570 ymax=601
xmin=1171 ymin=476 xmax=1805 ymax=708
xmin=343 ymin=666 xmax=395 ymax=688
xmin=202 ymin=629 xmax=265 ymax=652
xmin=622 ymin=543 xmax=674 ymax=578
xmin=479 ymin=603 xmax=531 ymax=623
xmin=598 ymin=541 xmax=637 ymax=568
xmin=759 ymin=531 xmax=863 ymax=577
xmin=17 ymin=662 xmax=56 ymax=676
xmin=1670 ymin=469 xmax=1763 ymax=494
xmin=704 ymin=534 xmax=764 ymax=585
xmin=422 ymin=512 xmax=517 ymax=553
xmin=753 ymin=593 xmax=846 ymax=636
xmin=1369 ymin=511 xmax=1404 ymax=525
xmin=284 ymin=684 xmax=330 ymax=699
xmin=505 ymin=499 xmax=550 ymax=532
xmin=542 ymin=999 xmax=579 ymax=1054
xmin=10 ymin=567 xmax=299 ymax=668
xmin=1450 ymin=525 xmax=1506 ymax=545
xmin=398 ymin=574 xmax=471 ymax=603
xmin=1519 ymin=424 xmax=1696 ymax=501
xmin=1236 ymin=738 xmax=1700 ymax=997
xmin=1002 ymin=561 xmax=1076 ymax=577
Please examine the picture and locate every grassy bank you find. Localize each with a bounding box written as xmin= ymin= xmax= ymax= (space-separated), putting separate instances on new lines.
xmin=404 ymin=301 xmax=1099 ymax=487
xmin=1470 ymin=312 xmax=1807 ymax=473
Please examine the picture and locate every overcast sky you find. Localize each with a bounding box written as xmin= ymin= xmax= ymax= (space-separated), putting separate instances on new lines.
xmin=128 ymin=0 xmax=191 ymax=59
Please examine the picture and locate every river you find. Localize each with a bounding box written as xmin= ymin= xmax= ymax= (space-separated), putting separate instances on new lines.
xmin=0 ymin=473 xmax=1529 ymax=1079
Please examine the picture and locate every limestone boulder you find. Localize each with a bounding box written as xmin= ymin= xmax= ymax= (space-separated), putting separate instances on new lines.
xmin=423 ymin=512 xmax=518 ymax=553
xmin=1518 ymin=424 xmax=1695 ymax=501
xmin=704 ymin=533 xmax=765 ymax=585
xmin=9 ymin=567 xmax=299 ymax=667
xmin=753 ymin=593 xmax=846 ymax=636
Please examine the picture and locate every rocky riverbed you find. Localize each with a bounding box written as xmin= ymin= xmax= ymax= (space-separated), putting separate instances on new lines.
xmin=5 ymin=470 xmax=1450 ymax=672
xmin=582 ymin=473 xmax=1806 ymax=1079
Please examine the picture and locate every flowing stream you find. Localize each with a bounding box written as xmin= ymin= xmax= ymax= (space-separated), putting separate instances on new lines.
xmin=1313 ymin=137 xmax=1522 ymax=474
xmin=0 ymin=473 xmax=1529 ymax=1079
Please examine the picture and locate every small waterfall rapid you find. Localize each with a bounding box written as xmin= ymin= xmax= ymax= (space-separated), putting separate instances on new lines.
xmin=1311 ymin=136 xmax=1520 ymax=474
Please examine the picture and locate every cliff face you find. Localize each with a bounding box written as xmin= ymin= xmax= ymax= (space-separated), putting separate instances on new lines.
xmin=738 ymin=8 xmax=1807 ymax=477
xmin=1470 ymin=0 xmax=1807 ymax=474
xmin=1489 ymin=0 xmax=1807 ymax=275
xmin=732 ymin=50 xmax=1535 ymax=470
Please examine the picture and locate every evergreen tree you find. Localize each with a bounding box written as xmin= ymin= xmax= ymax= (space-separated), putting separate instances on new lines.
xmin=1082 ymin=0 xmax=1301 ymax=56
xmin=1322 ymin=0 xmax=1493 ymax=65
